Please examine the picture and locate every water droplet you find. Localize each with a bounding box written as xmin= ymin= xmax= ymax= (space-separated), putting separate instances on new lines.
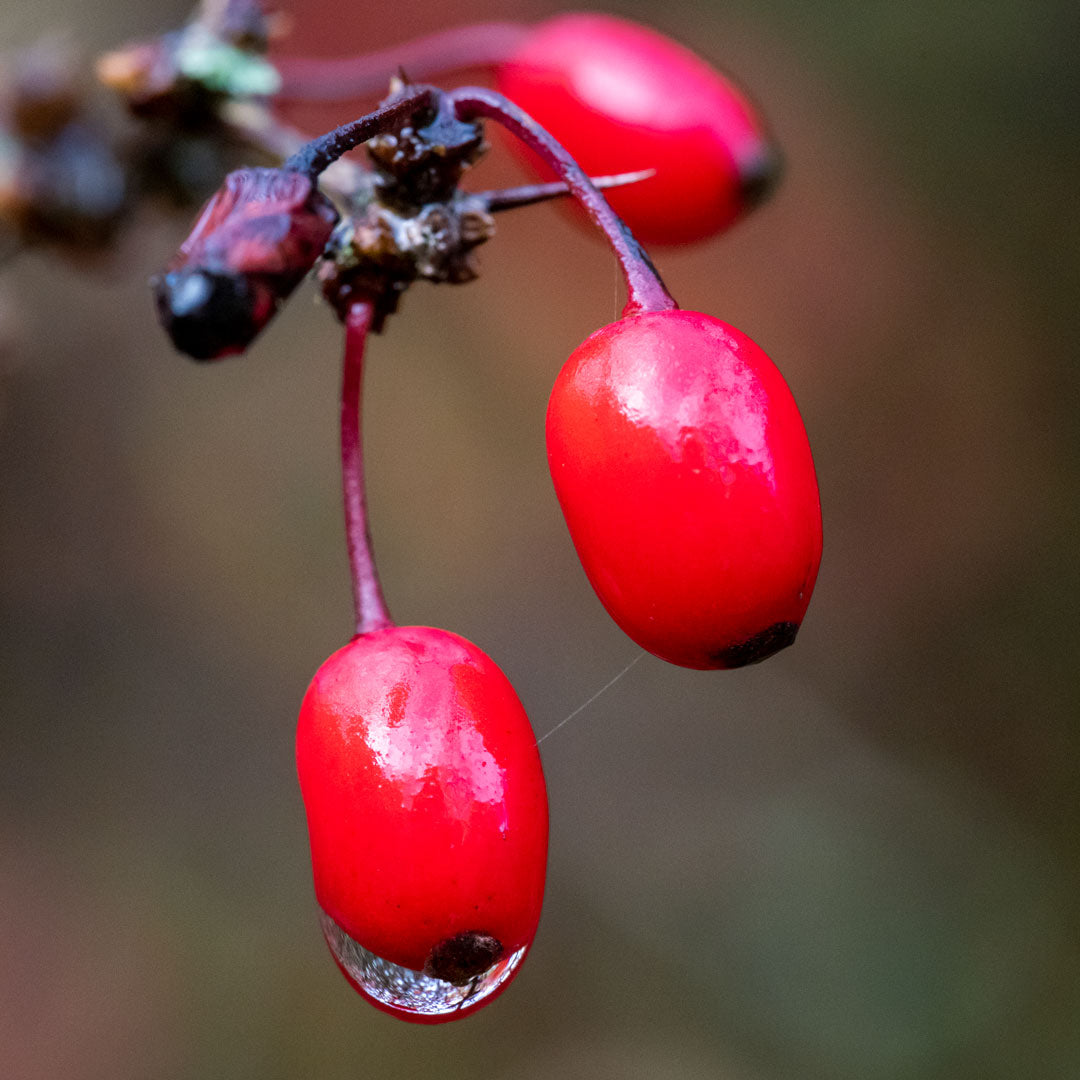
xmin=318 ymin=907 xmax=528 ymax=1018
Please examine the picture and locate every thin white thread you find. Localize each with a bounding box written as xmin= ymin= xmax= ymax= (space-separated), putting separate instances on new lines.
xmin=535 ymin=652 xmax=645 ymax=745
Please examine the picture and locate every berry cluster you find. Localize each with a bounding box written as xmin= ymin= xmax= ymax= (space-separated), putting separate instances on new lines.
xmin=149 ymin=6 xmax=822 ymax=1024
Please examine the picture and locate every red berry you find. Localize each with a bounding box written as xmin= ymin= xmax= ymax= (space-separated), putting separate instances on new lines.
xmin=295 ymin=626 xmax=548 ymax=1022
xmin=496 ymin=14 xmax=779 ymax=245
xmin=546 ymin=310 xmax=821 ymax=669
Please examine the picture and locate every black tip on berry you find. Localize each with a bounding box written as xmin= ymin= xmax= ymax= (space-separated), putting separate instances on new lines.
xmin=424 ymin=931 xmax=504 ymax=986
xmin=713 ymin=621 xmax=799 ymax=668
xmin=738 ymin=141 xmax=783 ymax=211
xmin=152 ymin=268 xmax=258 ymax=361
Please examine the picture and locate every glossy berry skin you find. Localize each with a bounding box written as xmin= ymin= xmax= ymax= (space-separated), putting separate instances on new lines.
xmin=496 ymin=14 xmax=779 ymax=245
xmin=547 ymin=311 xmax=821 ymax=669
xmin=295 ymin=626 xmax=548 ymax=1023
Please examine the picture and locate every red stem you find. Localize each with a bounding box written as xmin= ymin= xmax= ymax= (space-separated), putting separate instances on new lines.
xmin=275 ymin=22 xmax=530 ymax=103
xmin=342 ymin=299 xmax=393 ymax=637
xmin=448 ymin=87 xmax=677 ymax=318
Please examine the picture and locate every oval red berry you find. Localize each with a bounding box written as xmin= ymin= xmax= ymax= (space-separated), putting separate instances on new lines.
xmin=496 ymin=14 xmax=779 ymax=245
xmin=296 ymin=626 xmax=548 ymax=1022
xmin=546 ymin=310 xmax=822 ymax=669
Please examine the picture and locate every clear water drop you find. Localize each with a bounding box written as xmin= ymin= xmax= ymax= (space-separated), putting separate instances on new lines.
xmin=318 ymin=907 xmax=528 ymax=1018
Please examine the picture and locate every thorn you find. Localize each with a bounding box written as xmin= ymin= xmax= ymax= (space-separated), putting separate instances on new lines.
xmin=479 ymin=169 xmax=655 ymax=212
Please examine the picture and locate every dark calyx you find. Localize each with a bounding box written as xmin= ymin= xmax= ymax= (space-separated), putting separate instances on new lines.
xmin=423 ymin=931 xmax=504 ymax=986
xmin=152 ymin=268 xmax=258 ymax=360
xmin=737 ymin=142 xmax=783 ymax=212
xmin=714 ymin=621 xmax=799 ymax=668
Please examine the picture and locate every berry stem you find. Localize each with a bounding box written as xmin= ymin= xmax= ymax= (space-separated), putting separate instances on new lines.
xmin=284 ymin=86 xmax=434 ymax=178
xmin=448 ymin=87 xmax=677 ymax=318
xmin=275 ymin=22 xmax=530 ymax=103
xmin=221 ymin=100 xmax=372 ymax=197
xmin=342 ymin=298 xmax=393 ymax=637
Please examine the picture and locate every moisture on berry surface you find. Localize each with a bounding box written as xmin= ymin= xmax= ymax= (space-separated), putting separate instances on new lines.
xmin=546 ymin=310 xmax=822 ymax=670
xmin=295 ymin=626 xmax=548 ymax=1022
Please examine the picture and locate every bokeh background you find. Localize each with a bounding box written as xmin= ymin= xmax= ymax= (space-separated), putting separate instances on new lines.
xmin=2 ymin=0 xmax=1078 ymax=1077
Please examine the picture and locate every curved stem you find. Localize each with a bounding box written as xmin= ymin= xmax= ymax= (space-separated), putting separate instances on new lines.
xmin=342 ymin=299 xmax=393 ymax=637
xmin=449 ymin=87 xmax=676 ymax=318
xmin=284 ymin=85 xmax=433 ymax=178
xmin=275 ymin=22 xmax=530 ymax=103
xmin=221 ymin=100 xmax=373 ymax=198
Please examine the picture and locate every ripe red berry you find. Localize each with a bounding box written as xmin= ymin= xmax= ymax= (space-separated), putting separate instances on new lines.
xmin=546 ymin=310 xmax=821 ymax=669
xmin=295 ymin=625 xmax=548 ymax=1022
xmin=496 ymin=14 xmax=779 ymax=245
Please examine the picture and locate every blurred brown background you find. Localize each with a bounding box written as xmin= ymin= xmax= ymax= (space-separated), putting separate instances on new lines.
xmin=2 ymin=0 xmax=1078 ymax=1077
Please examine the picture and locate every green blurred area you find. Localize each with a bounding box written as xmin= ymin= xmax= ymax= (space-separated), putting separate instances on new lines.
xmin=1 ymin=0 xmax=1078 ymax=1078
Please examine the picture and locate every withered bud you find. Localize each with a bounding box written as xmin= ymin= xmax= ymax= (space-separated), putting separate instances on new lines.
xmin=152 ymin=167 xmax=338 ymax=360
xmin=97 ymin=2 xmax=279 ymax=127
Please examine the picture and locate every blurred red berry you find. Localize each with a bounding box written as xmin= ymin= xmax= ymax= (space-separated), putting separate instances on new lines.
xmin=547 ymin=310 xmax=821 ymax=669
xmin=496 ymin=14 xmax=780 ymax=245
